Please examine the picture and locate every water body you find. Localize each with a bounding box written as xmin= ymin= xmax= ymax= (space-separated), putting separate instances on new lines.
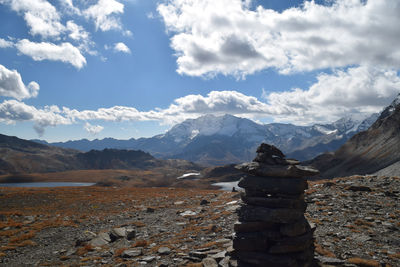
xmin=0 ymin=182 xmax=95 ymax=188
xmin=212 ymin=181 xmax=243 ymax=191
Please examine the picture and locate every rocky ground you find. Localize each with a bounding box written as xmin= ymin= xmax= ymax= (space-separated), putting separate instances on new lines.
xmin=0 ymin=175 xmax=399 ymax=267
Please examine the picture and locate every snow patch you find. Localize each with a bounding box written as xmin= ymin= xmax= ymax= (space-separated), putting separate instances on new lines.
xmin=177 ymin=172 xmax=201 ymax=179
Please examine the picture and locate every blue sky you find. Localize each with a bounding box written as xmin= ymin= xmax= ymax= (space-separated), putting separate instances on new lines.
xmin=0 ymin=0 xmax=399 ymax=142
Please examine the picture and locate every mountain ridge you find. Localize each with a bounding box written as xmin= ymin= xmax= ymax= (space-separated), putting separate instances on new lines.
xmin=309 ymin=93 xmax=400 ymax=178
xmin=33 ymin=113 xmax=378 ymax=166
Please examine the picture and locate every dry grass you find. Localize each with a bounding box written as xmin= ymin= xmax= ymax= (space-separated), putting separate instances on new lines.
xmin=9 ymin=230 xmax=36 ymax=243
xmin=347 ymin=257 xmax=380 ymax=267
xmin=314 ymin=242 xmax=335 ymax=258
xmin=388 ymin=252 xmax=400 ymax=259
xmin=75 ymin=244 xmax=94 ymax=256
xmin=131 ymin=240 xmax=149 ymax=248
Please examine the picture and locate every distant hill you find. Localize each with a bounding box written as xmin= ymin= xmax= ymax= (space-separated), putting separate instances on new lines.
xmin=0 ymin=134 xmax=199 ymax=175
xmin=34 ymin=113 xmax=377 ymax=166
xmin=308 ymin=94 xmax=400 ymax=178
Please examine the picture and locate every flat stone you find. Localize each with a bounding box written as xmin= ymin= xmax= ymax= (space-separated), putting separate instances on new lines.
xmin=241 ymin=194 xmax=307 ymax=210
xmin=237 ymin=205 xmax=304 ymax=223
xmin=280 ymin=217 xmax=310 ymax=237
xmin=317 ymin=256 xmax=345 ymax=265
xmin=233 ymin=233 xmax=269 ymax=252
xmin=236 ymin=162 xmax=319 ymax=178
xmin=210 ymin=251 xmax=226 ymax=260
xmin=245 ymin=190 xmax=305 ymax=200
xmin=121 ymin=248 xmax=142 ymax=258
xmin=98 ymin=232 xmax=111 ymax=242
xmin=158 ymin=247 xmax=171 ymax=255
xmin=238 ymin=175 xmax=307 ymax=195
xmin=268 ymin=230 xmax=314 ymax=254
xmin=202 ymin=257 xmax=218 ymax=267
xmin=234 ymin=221 xmax=276 ymax=233
xmin=110 ymin=227 xmax=126 ymax=239
xmin=180 ymin=210 xmax=197 ymax=217
xmin=235 ymin=251 xmax=297 ymax=267
xmin=89 ymin=236 xmax=110 ymax=247
xmin=142 ymin=256 xmax=156 ymax=262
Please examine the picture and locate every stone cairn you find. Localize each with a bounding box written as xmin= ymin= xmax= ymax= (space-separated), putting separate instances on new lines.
xmin=233 ymin=143 xmax=319 ymax=267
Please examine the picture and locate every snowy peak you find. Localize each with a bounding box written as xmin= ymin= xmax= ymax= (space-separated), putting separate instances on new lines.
xmin=378 ymin=93 xmax=400 ymax=120
xmin=166 ymin=114 xmax=265 ymax=142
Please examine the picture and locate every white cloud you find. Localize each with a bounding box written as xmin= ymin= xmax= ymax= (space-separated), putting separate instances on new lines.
xmin=0 ymin=64 xmax=39 ymax=100
xmin=0 ymin=38 xmax=14 ymax=48
xmin=114 ymin=42 xmax=131 ymax=54
xmin=2 ymin=66 xmax=399 ymax=135
xmin=157 ymin=0 xmax=400 ymax=77
xmin=84 ymin=122 xmax=104 ymax=135
xmin=0 ymin=100 xmax=72 ymax=136
xmin=2 ymin=0 xmax=65 ymax=39
xmin=66 ymin=20 xmax=89 ymax=42
xmin=83 ymin=0 xmax=124 ymax=31
xmin=16 ymin=39 xmax=86 ymax=69
xmin=264 ymin=66 xmax=400 ymax=124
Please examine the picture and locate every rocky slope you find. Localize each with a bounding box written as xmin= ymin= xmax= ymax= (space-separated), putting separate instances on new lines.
xmin=0 ymin=175 xmax=399 ymax=266
xmin=309 ymin=94 xmax=400 ymax=178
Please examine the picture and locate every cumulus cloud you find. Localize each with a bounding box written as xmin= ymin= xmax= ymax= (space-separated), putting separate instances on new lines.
xmin=0 ymin=64 xmax=39 ymax=100
xmin=157 ymin=0 xmax=400 ymax=77
xmin=1 ymin=0 xmax=65 ymax=38
xmin=113 ymin=42 xmax=131 ymax=54
xmin=0 ymin=100 xmax=72 ymax=136
xmin=84 ymin=122 xmax=104 ymax=135
xmin=2 ymin=65 xmax=399 ymax=135
xmin=83 ymin=0 xmax=124 ymax=31
xmin=0 ymin=38 xmax=14 ymax=48
xmin=16 ymin=39 xmax=86 ymax=69
xmin=264 ymin=66 xmax=400 ymax=124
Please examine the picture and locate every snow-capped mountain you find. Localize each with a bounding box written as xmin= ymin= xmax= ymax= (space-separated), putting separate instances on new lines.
xmin=36 ymin=112 xmax=378 ymax=166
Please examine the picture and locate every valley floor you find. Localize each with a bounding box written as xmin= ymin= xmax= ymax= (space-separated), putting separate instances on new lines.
xmin=0 ymin=175 xmax=399 ymax=267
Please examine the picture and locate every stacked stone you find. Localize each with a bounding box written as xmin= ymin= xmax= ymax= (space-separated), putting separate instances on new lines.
xmin=233 ymin=143 xmax=319 ymax=267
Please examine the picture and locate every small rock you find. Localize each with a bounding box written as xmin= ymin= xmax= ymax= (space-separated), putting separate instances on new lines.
xmin=189 ymin=251 xmax=208 ymax=259
xmin=122 ymin=248 xmax=142 ymax=258
xmin=200 ymin=199 xmax=209 ymax=205
xmin=110 ymin=227 xmax=127 ymax=240
xmin=158 ymin=247 xmax=171 ymax=255
xmin=202 ymin=257 xmax=218 ymax=267
xmin=211 ymin=251 xmax=226 ymax=260
xmin=146 ymin=207 xmax=155 ymax=213
xmin=142 ymin=256 xmax=156 ymax=262
xmin=180 ymin=210 xmax=197 ymax=217
xmin=126 ymin=228 xmax=136 ymax=240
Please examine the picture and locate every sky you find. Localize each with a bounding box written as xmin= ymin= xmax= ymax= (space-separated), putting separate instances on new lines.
xmin=0 ymin=0 xmax=399 ymax=142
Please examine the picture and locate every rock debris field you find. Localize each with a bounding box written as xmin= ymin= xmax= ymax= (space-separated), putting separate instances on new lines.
xmin=0 ymin=175 xmax=399 ymax=267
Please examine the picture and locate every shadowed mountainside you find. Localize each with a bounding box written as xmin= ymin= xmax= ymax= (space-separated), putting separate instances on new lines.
xmin=0 ymin=134 xmax=200 ymax=175
xmin=309 ymin=94 xmax=400 ymax=178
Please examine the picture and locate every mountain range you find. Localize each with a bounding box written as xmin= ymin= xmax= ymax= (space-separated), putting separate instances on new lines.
xmin=34 ymin=113 xmax=378 ymax=166
xmin=309 ymin=94 xmax=400 ymax=178
xmin=0 ymin=134 xmax=199 ymax=175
